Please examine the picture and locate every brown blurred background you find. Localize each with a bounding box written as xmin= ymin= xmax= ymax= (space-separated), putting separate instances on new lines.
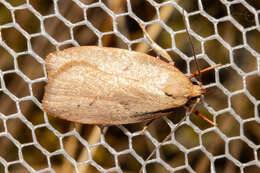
xmin=0 ymin=0 xmax=260 ymax=173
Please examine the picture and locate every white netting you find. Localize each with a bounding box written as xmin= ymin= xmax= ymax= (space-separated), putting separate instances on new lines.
xmin=0 ymin=0 xmax=260 ymax=172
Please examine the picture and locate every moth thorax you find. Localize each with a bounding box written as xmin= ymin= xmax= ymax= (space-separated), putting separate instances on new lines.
xmin=191 ymin=85 xmax=205 ymax=97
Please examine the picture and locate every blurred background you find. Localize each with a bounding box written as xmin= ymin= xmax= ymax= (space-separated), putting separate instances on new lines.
xmin=0 ymin=0 xmax=260 ymax=172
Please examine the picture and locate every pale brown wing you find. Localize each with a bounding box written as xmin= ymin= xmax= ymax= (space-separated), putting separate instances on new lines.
xmin=45 ymin=46 xmax=186 ymax=89
xmin=42 ymin=61 xmax=181 ymax=124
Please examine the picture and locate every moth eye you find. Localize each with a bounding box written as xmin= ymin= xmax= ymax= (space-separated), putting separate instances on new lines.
xmin=190 ymin=97 xmax=198 ymax=101
xmin=192 ymin=81 xmax=199 ymax=85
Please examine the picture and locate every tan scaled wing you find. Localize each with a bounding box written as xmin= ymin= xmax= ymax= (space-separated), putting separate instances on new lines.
xmin=42 ymin=46 xmax=198 ymax=124
xmin=42 ymin=61 xmax=180 ymax=124
xmin=45 ymin=46 xmax=184 ymax=88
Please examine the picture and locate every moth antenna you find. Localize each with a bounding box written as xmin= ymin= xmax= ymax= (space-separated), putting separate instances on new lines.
xmin=182 ymin=9 xmax=202 ymax=85
xmin=139 ymin=98 xmax=200 ymax=173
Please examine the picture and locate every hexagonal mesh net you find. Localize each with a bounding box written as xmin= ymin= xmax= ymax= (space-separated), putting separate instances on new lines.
xmin=0 ymin=0 xmax=260 ymax=172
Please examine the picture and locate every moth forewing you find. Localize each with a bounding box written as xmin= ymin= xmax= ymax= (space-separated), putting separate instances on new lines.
xmin=42 ymin=46 xmax=204 ymax=124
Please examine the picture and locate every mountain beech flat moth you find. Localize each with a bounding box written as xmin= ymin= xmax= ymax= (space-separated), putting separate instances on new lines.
xmin=42 ymin=46 xmax=211 ymax=124
xmin=42 ymin=17 xmax=220 ymax=173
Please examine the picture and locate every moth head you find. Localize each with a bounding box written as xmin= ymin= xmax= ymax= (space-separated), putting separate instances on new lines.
xmin=190 ymin=84 xmax=205 ymax=98
xmin=162 ymin=77 xmax=204 ymax=101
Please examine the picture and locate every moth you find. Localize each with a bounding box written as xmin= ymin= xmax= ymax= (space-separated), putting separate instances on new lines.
xmin=42 ymin=16 xmax=220 ymax=126
xmin=42 ymin=45 xmax=219 ymax=124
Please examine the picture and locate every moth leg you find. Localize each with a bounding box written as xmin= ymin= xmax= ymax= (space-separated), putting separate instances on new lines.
xmin=187 ymin=106 xmax=216 ymax=126
xmin=189 ymin=64 xmax=221 ymax=79
xmin=137 ymin=21 xmax=174 ymax=65
xmin=141 ymin=119 xmax=155 ymax=134
xmin=139 ymin=99 xmax=200 ymax=173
